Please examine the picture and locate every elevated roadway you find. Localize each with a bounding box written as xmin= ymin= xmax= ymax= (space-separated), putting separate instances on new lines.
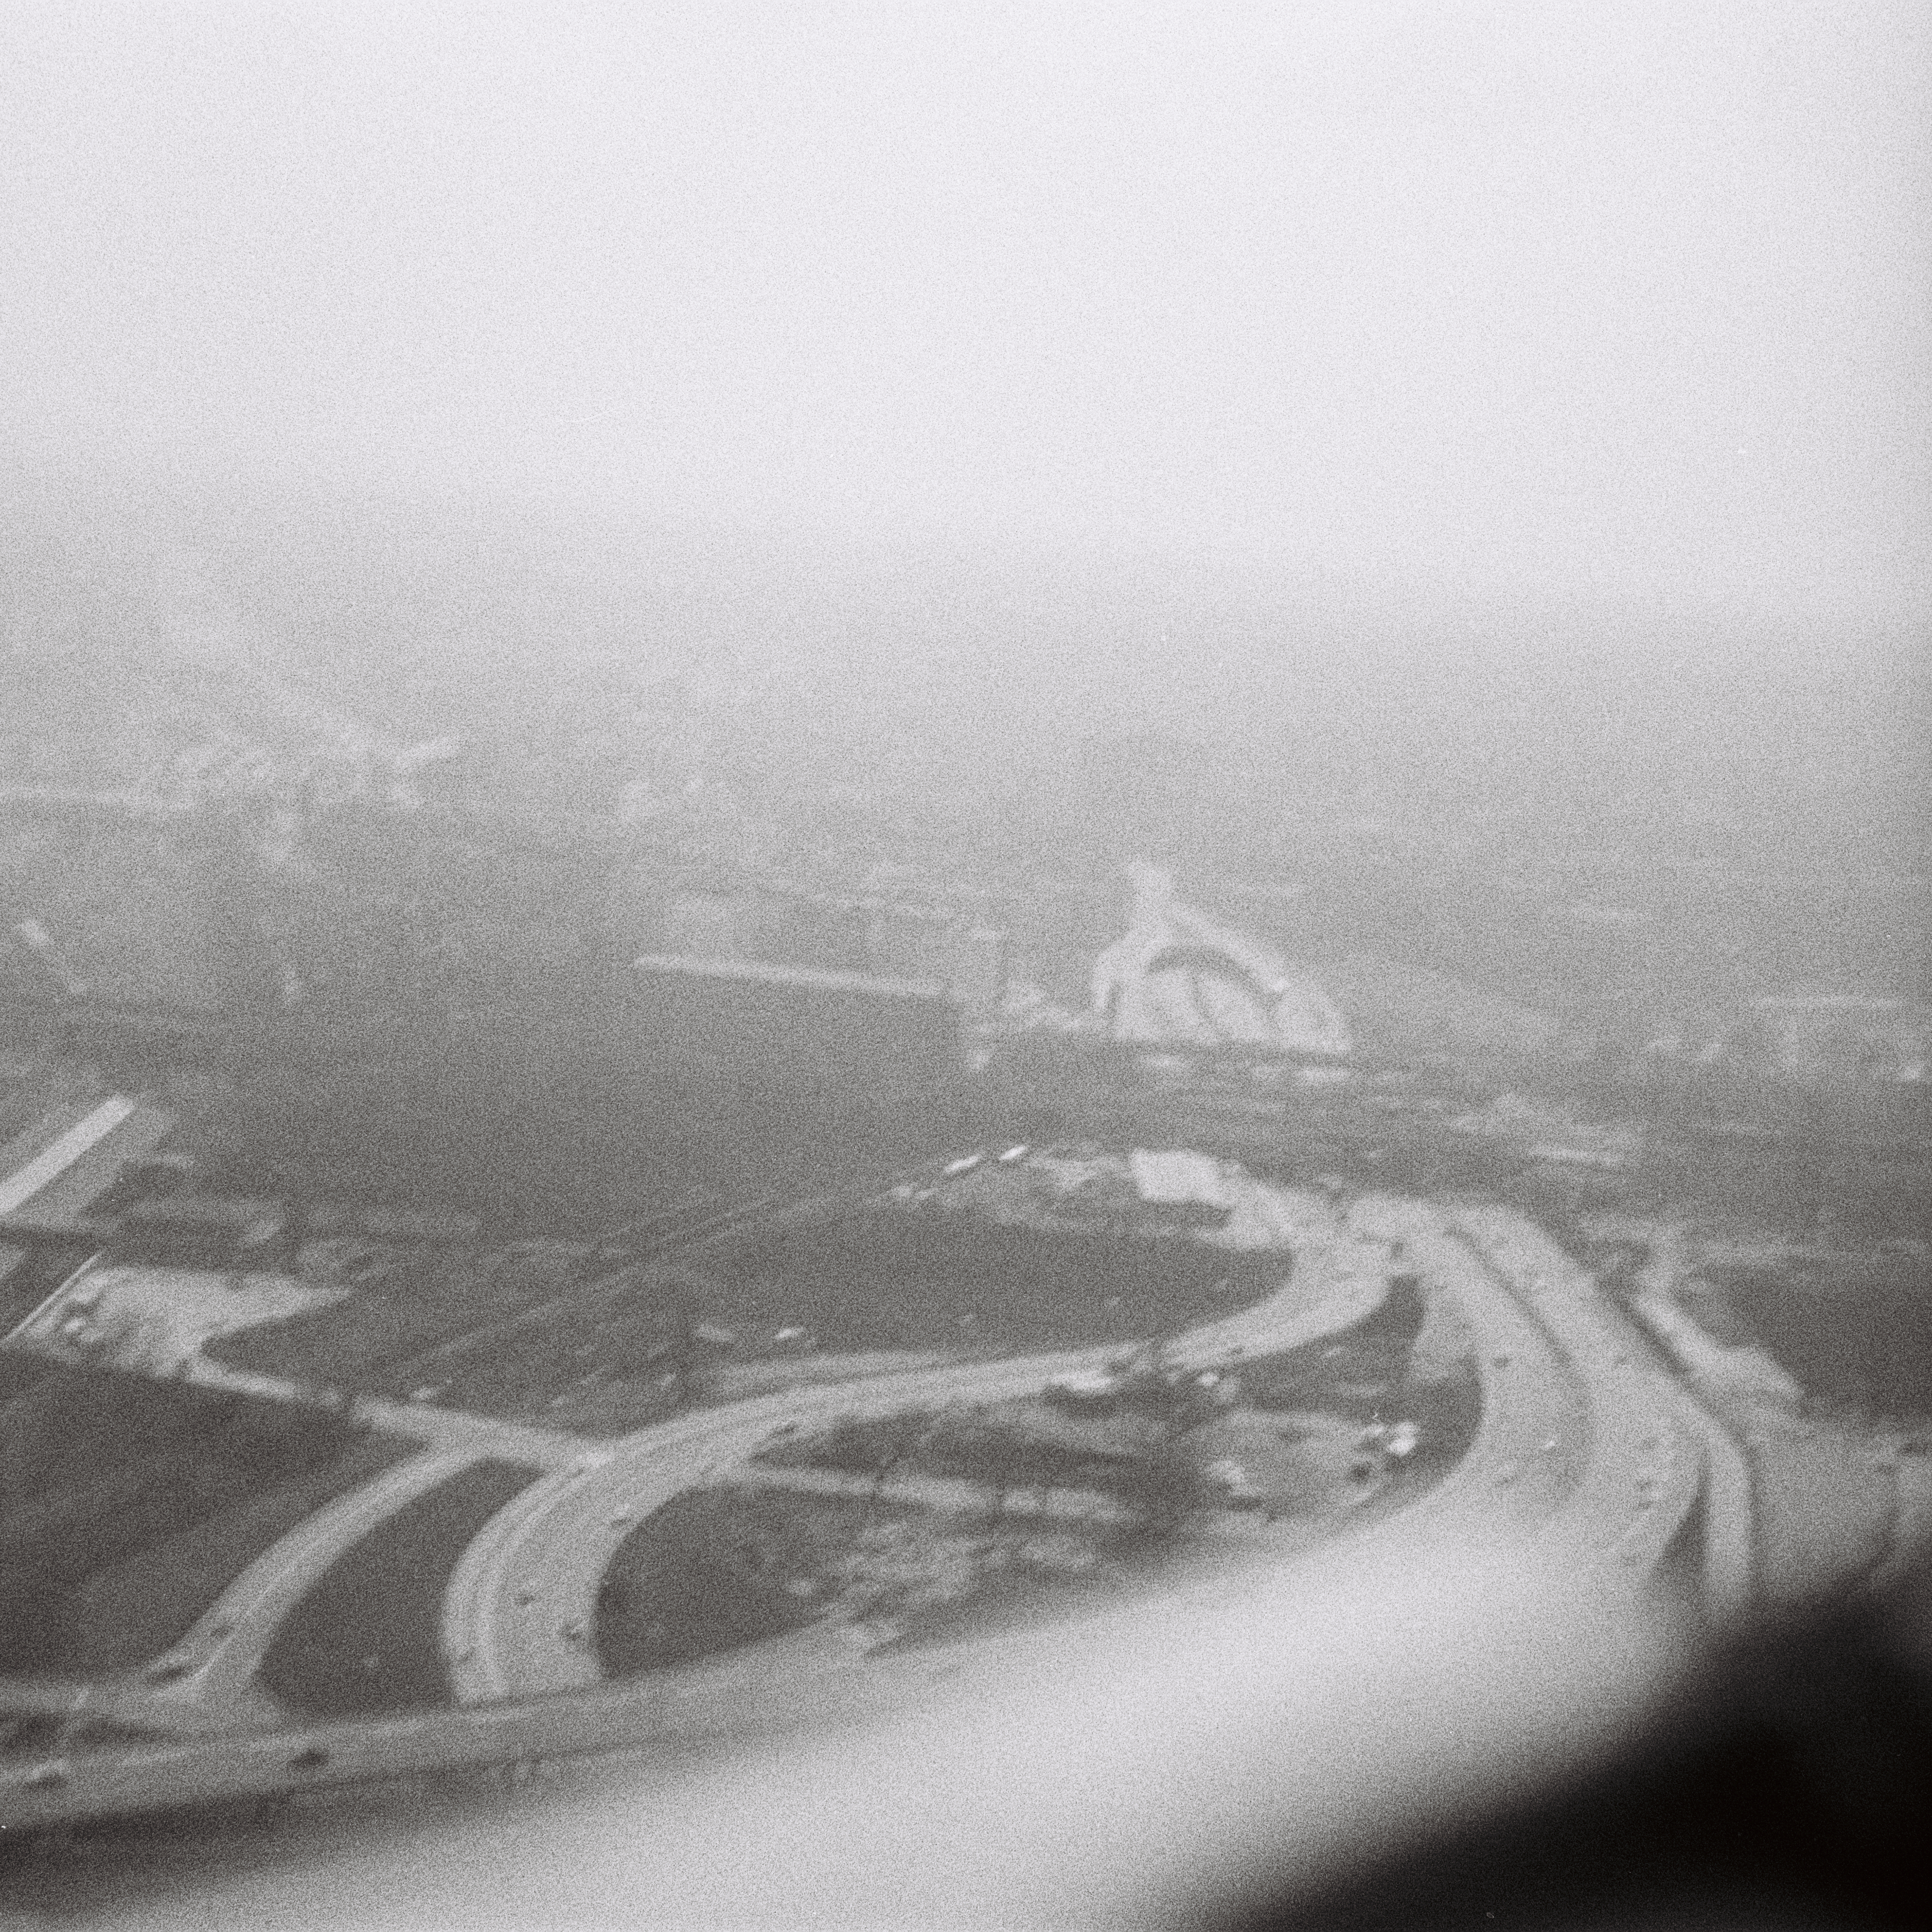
xmin=138 ymin=1448 xmax=486 ymax=1713
xmin=442 ymin=1223 xmax=1367 ymax=1704
xmin=1435 ymin=1205 xmax=1710 ymax=1593
xmin=1 ymin=1195 xmax=1739 ymax=1828
xmin=441 ymin=1193 xmax=1709 ymax=1711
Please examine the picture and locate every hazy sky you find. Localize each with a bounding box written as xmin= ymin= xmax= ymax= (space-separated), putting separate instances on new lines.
xmin=5 ymin=2 xmax=1928 ymax=630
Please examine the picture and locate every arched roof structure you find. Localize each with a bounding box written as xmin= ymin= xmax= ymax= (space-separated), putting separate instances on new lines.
xmin=1090 ymin=864 xmax=1351 ymax=1058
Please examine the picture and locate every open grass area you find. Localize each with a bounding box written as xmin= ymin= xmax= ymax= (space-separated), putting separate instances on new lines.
xmin=210 ymin=1245 xmax=712 ymax=1435
xmin=596 ymin=1322 xmax=1482 ymax=1685
xmin=0 ymin=1364 xmax=413 ymax=1676
xmin=595 ymin=1487 xmax=837 ymax=1676
xmin=199 ymin=1210 xmax=726 ymax=1428
xmin=202 ymin=1243 xmax=594 ymax=1392
xmin=201 ymin=1146 xmax=1288 ymax=1432
xmin=594 ymin=1484 xmax=1139 ymax=1680
xmin=0 ymin=1351 xmax=56 ymax=1406
xmin=371 ymin=1263 xmax=689 ymax=1432
xmin=64 ymin=1435 xmax=415 ymax=1674
xmin=707 ymin=1207 xmax=1280 ymax=1355
xmin=1229 ymin=1276 xmax=1482 ymax=1482
xmin=756 ymin=1404 xmax=1174 ymax=1509
xmin=257 ymin=1460 xmax=539 ymax=1719
xmin=1698 ymin=1255 xmax=1932 ymax=1423
xmin=1235 ymin=1273 xmax=1428 ymax=1417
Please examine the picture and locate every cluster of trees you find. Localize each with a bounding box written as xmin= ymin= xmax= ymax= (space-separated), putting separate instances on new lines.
xmin=757 ymin=1398 xmax=1214 ymax=1543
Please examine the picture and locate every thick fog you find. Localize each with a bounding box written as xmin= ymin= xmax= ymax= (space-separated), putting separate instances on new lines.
xmin=3 ymin=2 xmax=1929 ymax=889
xmin=6 ymin=16 xmax=1932 ymax=1925
xmin=5 ymin=1 xmax=1928 ymax=622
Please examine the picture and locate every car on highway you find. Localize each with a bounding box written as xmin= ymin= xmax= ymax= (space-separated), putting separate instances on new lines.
xmin=1202 ymin=1458 xmax=1267 ymax=1509
xmin=1043 ymin=1367 xmax=1126 ymax=1414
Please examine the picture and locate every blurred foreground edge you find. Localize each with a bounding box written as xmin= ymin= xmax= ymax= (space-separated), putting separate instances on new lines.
xmin=6 ymin=1527 xmax=1929 ymax=1928
xmin=21 ymin=1524 xmax=1925 ymax=1928
xmin=1242 ymin=1541 xmax=1932 ymax=1932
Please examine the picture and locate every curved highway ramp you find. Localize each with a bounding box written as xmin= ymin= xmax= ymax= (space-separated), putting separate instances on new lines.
xmin=0 ymin=1198 xmax=1808 ymax=1831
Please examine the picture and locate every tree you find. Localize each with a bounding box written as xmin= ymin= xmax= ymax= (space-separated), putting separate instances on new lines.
xmin=1116 ymin=1434 xmax=1209 ymax=1542
xmin=865 ymin=1410 xmax=937 ymax=1514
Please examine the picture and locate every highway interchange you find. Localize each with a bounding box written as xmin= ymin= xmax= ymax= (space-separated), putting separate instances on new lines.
xmin=0 ymin=1143 xmax=1764 ymax=1829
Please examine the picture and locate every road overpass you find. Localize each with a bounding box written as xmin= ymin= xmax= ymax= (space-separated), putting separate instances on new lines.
xmin=0 ymin=1194 xmax=1774 ymax=1831
xmin=441 ymin=1191 xmax=1703 ymax=1711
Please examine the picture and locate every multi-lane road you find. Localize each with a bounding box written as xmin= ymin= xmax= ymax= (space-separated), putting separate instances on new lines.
xmin=0 ymin=1163 xmax=1845 ymax=1830
xmin=1428 ymin=1204 xmax=1715 ymax=1592
xmin=442 ymin=1203 xmax=1374 ymax=1705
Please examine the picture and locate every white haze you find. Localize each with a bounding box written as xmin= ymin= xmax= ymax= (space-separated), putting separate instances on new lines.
xmin=3 ymin=0 xmax=1927 ymax=660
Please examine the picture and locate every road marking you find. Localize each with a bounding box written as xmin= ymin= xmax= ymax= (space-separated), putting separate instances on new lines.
xmin=0 ymin=1095 xmax=135 ymax=1216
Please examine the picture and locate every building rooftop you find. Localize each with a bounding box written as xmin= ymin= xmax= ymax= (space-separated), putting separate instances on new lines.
xmin=629 ymin=952 xmax=950 ymax=1002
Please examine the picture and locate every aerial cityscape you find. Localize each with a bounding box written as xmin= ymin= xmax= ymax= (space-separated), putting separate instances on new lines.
xmin=2 ymin=508 xmax=1927 ymax=1877
xmin=3 ymin=3 xmax=1929 ymax=1924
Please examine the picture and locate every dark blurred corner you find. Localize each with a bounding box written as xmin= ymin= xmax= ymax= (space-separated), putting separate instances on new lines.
xmin=1230 ymin=1561 xmax=1932 ymax=1932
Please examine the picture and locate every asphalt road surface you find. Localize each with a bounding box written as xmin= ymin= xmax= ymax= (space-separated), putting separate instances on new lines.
xmin=442 ymin=1212 xmax=1377 ymax=1704
xmin=0 ymin=1192 xmax=1767 ymax=1829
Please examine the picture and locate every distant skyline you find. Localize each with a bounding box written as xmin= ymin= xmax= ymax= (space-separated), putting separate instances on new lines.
xmin=4 ymin=1 xmax=1927 ymax=648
